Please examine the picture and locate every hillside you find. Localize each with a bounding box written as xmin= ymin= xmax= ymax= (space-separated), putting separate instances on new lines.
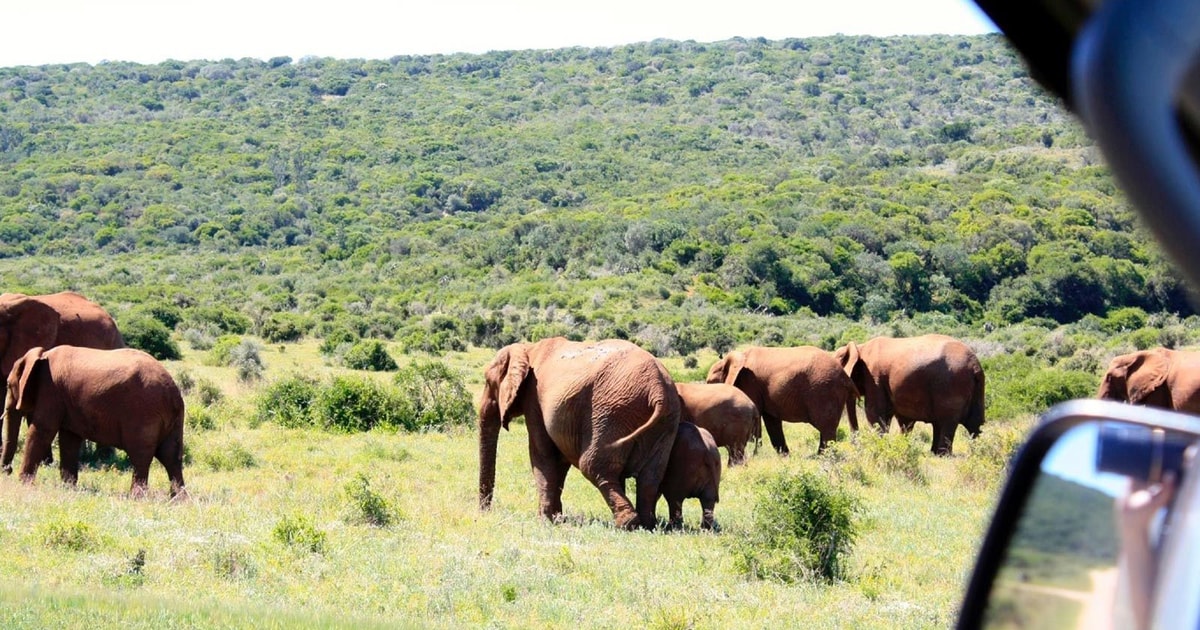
xmin=1 ymin=34 xmax=1193 ymax=360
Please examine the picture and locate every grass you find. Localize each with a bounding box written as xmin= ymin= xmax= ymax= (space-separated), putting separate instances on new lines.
xmin=0 ymin=339 xmax=1034 ymax=628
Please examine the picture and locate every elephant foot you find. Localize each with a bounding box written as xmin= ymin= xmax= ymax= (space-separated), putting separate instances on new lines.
xmin=614 ymin=510 xmax=640 ymax=531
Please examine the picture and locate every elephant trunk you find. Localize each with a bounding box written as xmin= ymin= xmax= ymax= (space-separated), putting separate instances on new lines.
xmin=1 ymin=405 xmax=19 ymax=474
xmin=478 ymin=400 xmax=503 ymax=511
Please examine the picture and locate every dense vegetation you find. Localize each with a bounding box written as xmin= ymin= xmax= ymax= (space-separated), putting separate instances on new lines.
xmin=1 ymin=34 xmax=1194 ymax=362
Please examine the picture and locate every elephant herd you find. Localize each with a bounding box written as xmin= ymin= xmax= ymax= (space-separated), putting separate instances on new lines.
xmin=4 ymin=291 xmax=1199 ymax=532
xmin=0 ymin=291 xmax=186 ymax=498
xmin=478 ymin=334 xmax=990 ymax=531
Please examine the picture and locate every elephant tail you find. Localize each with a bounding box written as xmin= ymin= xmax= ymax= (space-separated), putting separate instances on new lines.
xmin=845 ymin=380 xmax=860 ymax=432
xmin=612 ymin=389 xmax=680 ymax=453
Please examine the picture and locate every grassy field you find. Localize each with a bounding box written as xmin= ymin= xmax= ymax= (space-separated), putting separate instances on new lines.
xmin=0 ymin=340 xmax=1032 ymax=629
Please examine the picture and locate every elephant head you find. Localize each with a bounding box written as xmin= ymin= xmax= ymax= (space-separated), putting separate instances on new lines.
xmin=1099 ymin=350 xmax=1170 ymax=406
xmin=0 ymin=296 xmax=59 ymax=379
xmin=3 ymin=346 xmax=48 ymax=473
xmin=705 ymin=351 xmax=747 ymax=386
xmin=478 ymin=343 xmax=530 ymax=510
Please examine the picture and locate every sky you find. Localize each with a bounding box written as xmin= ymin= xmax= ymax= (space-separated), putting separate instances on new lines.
xmin=2 ymin=0 xmax=996 ymax=68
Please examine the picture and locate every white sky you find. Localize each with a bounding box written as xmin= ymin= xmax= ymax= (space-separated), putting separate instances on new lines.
xmin=3 ymin=0 xmax=996 ymax=68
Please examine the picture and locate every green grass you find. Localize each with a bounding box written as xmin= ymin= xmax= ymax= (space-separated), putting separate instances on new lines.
xmin=0 ymin=339 xmax=1030 ymax=628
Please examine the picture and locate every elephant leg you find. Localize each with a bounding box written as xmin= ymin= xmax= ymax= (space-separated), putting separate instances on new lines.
xmin=19 ymin=425 xmax=54 ymax=483
xmin=762 ymin=415 xmax=789 ymax=455
xmin=817 ymin=423 xmax=837 ymax=454
xmin=667 ymin=497 xmax=683 ymax=530
xmin=934 ymin=423 xmax=958 ymax=456
xmin=57 ymin=431 xmax=82 ymax=485
xmin=128 ymin=452 xmax=154 ymax=498
xmin=155 ymin=431 xmax=187 ymax=499
xmin=527 ymin=424 xmax=570 ymax=521
xmin=700 ymin=499 xmax=716 ymax=531
xmin=729 ymin=442 xmax=746 ymax=467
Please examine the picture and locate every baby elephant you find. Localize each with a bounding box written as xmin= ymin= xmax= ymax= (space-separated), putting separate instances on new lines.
xmin=660 ymin=422 xmax=722 ymax=530
xmin=2 ymin=346 xmax=186 ymax=498
xmin=675 ymin=382 xmax=761 ymax=467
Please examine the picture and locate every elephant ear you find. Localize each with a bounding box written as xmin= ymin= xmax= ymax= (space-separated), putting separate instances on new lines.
xmin=11 ymin=347 xmax=46 ymax=412
xmin=1 ymin=297 xmax=58 ymax=378
xmin=1098 ymin=355 xmax=1134 ymax=400
xmin=838 ymin=342 xmax=861 ymax=378
xmin=1128 ymin=351 xmax=1169 ymax=404
xmin=724 ymin=351 xmax=747 ymax=386
xmin=485 ymin=344 xmax=530 ymax=421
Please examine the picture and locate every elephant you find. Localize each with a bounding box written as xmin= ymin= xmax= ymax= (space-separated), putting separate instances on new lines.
xmin=478 ymin=337 xmax=680 ymax=530
xmin=660 ymin=422 xmax=721 ymax=530
xmin=706 ymin=346 xmax=858 ymax=455
xmin=1097 ymin=348 xmax=1200 ymax=413
xmin=674 ymin=382 xmax=760 ymax=466
xmin=1 ymin=292 xmax=124 ymax=463
xmin=3 ymin=345 xmax=186 ymax=498
xmin=0 ymin=292 xmax=124 ymax=380
xmin=834 ymin=334 xmax=985 ymax=456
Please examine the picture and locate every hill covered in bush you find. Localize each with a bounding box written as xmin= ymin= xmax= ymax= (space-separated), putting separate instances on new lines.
xmin=0 ymin=34 xmax=1192 ymax=357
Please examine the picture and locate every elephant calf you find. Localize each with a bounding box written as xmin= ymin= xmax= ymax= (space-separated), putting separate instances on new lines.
xmin=675 ymin=382 xmax=760 ymax=466
xmin=660 ymin=422 xmax=721 ymax=530
xmin=3 ymin=345 xmax=186 ymax=498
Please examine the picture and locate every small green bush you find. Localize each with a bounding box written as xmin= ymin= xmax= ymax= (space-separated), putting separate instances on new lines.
xmin=392 ymin=359 xmax=474 ymax=431
xmin=343 ymin=340 xmax=398 ymax=371
xmin=856 ymin=430 xmax=927 ymax=484
xmin=344 ymin=473 xmax=397 ymax=527
xmin=272 ymin=515 xmax=326 ymax=554
xmin=121 ymin=315 xmax=182 ymax=361
xmin=207 ymin=335 xmax=242 ymax=367
xmin=260 ymin=312 xmax=310 ymax=343
xmin=732 ymin=470 xmax=859 ymax=583
xmin=39 ymin=517 xmax=100 ymax=552
xmin=319 ymin=327 xmax=358 ymax=356
xmin=255 ymin=375 xmax=321 ymax=428
xmin=230 ymin=339 xmax=265 ymax=382
xmin=186 ymin=405 xmax=217 ymax=431
xmin=196 ymin=379 xmax=224 ymax=406
xmin=315 ymin=376 xmax=405 ymax=432
xmin=200 ymin=441 xmax=257 ymax=471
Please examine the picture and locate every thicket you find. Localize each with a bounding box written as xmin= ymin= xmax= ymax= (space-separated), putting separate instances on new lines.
xmin=1 ymin=34 xmax=1194 ymax=365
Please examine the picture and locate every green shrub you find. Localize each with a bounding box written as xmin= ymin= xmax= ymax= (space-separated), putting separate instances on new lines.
xmin=255 ymin=375 xmax=321 ymax=428
xmin=856 ymin=430 xmax=927 ymax=484
xmin=961 ymin=419 xmax=1031 ymax=487
xmin=196 ymin=379 xmax=224 ymax=406
xmin=261 ymin=312 xmax=310 ymax=343
xmin=985 ymin=355 xmax=1098 ymax=420
xmin=344 ymin=473 xmax=397 ymax=527
xmin=207 ymin=335 xmax=242 ymax=366
xmin=230 ymin=339 xmax=265 ymax=382
xmin=272 ymin=515 xmax=326 ymax=554
xmin=39 ymin=517 xmax=100 ymax=552
xmin=315 ymin=376 xmax=405 ymax=432
xmin=392 ymin=359 xmax=474 ymax=431
xmin=186 ymin=405 xmax=217 ymax=431
xmin=1129 ymin=327 xmax=1161 ymax=351
xmin=732 ymin=470 xmax=859 ymax=583
xmin=175 ymin=369 xmax=195 ymax=395
xmin=343 ymin=340 xmax=398 ymax=371
xmin=200 ymin=441 xmax=257 ymax=471
xmin=121 ymin=315 xmax=182 ymax=361
xmin=319 ymin=327 xmax=358 ymax=356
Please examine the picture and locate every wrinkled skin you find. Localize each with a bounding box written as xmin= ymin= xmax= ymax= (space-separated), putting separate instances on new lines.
xmin=706 ymin=346 xmax=858 ymax=455
xmin=477 ymin=337 xmax=679 ymax=530
xmin=0 ymin=292 xmax=124 ymax=463
xmin=660 ymin=422 xmax=721 ymax=530
xmin=675 ymin=382 xmax=760 ymax=466
xmin=1098 ymin=348 xmax=1200 ymax=414
xmin=835 ymin=334 xmax=985 ymax=456
xmin=3 ymin=346 xmax=186 ymax=498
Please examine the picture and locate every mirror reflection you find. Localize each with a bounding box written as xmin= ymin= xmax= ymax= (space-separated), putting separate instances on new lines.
xmin=984 ymin=421 xmax=1197 ymax=630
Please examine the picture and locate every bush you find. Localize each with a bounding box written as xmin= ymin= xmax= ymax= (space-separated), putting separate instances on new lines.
xmin=200 ymin=441 xmax=257 ymax=471
xmin=344 ymin=473 xmax=397 ymax=526
xmin=392 ymin=359 xmax=474 ymax=431
xmin=272 ymin=515 xmax=326 ymax=554
xmin=39 ymin=517 xmax=100 ymax=551
xmin=207 ymin=335 xmax=243 ymax=366
xmin=255 ymin=375 xmax=321 ymax=428
xmin=121 ymin=315 xmax=182 ymax=361
xmin=261 ymin=312 xmax=310 ymax=343
xmin=319 ymin=327 xmax=358 ymax=355
xmin=229 ymin=339 xmax=265 ymax=382
xmin=961 ymin=419 xmax=1030 ymax=488
xmin=732 ymin=470 xmax=859 ymax=583
xmin=343 ymin=340 xmax=398 ymax=371
xmin=315 ymin=376 xmax=405 ymax=432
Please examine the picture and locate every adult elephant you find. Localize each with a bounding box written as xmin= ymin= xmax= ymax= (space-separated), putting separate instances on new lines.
xmin=3 ymin=346 xmax=186 ymax=498
xmin=706 ymin=346 xmax=858 ymax=455
xmin=0 ymin=292 xmax=124 ymax=463
xmin=1097 ymin=348 xmax=1200 ymax=413
xmin=835 ymin=334 xmax=985 ymax=456
xmin=478 ymin=337 xmax=680 ymax=530
xmin=675 ymin=382 xmax=760 ymax=466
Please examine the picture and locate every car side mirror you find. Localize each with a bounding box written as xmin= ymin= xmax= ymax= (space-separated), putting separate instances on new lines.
xmin=957 ymin=400 xmax=1200 ymax=629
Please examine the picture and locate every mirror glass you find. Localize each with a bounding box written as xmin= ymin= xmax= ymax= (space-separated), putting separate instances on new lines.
xmin=982 ymin=421 xmax=1197 ymax=629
